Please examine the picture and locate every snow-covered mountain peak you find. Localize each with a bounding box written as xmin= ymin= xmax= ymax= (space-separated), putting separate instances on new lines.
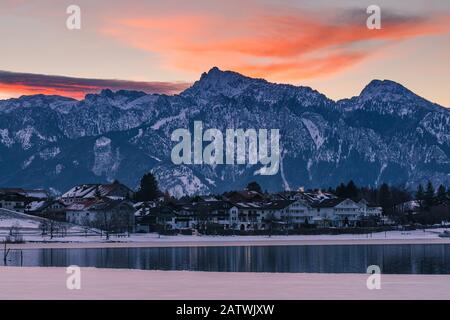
xmin=84 ymin=89 xmax=147 ymax=104
xmin=181 ymin=67 xmax=331 ymax=109
xmin=337 ymin=79 xmax=447 ymax=115
xmin=360 ymin=79 xmax=414 ymax=101
xmin=182 ymin=67 xmax=267 ymax=99
xmin=83 ymin=89 xmax=147 ymax=102
xmin=0 ymin=94 xmax=76 ymax=113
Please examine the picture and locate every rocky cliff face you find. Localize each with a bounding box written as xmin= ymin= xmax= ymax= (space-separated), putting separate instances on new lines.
xmin=0 ymin=68 xmax=449 ymax=196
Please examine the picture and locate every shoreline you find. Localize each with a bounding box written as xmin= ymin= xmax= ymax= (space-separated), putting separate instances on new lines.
xmin=1 ymin=267 xmax=449 ymax=299
xmin=5 ymin=232 xmax=450 ymax=250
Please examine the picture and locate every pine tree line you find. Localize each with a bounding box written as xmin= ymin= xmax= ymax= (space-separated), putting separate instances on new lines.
xmin=328 ymin=180 xmax=449 ymax=217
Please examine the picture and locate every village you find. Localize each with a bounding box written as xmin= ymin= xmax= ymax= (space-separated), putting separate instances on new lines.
xmin=0 ymin=179 xmax=394 ymax=239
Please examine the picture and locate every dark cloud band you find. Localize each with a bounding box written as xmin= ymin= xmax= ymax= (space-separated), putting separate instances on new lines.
xmin=0 ymin=70 xmax=191 ymax=99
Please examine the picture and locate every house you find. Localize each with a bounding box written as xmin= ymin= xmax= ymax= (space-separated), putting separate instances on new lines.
xmin=0 ymin=193 xmax=28 ymax=212
xmin=357 ymin=199 xmax=383 ymax=217
xmin=311 ymin=198 xmax=365 ymax=227
xmin=192 ymin=201 xmax=238 ymax=230
xmin=283 ymin=199 xmax=315 ymax=227
xmin=196 ymin=195 xmax=221 ymax=202
xmin=60 ymin=181 xmax=134 ymax=205
xmin=135 ymin=205 xmax=157 ymax=233
xmin=0 ymin=188 xmax=49 ymax=199
xmin=161 ymin=206 xmax=191 ymax=230
xmin=276 ymin=191 xmax=382 ymax=228
xmin=66 ymin=198 xmax=135 ymax=233
xmin=25 ymin=199 xmax=67 ymax=221
xmin=0 ymin=188 xmax=50 ymax=212
xmin=394 ymin=200 xmax=421 ymax=215
xmin=134 ymin=200 xmax=194 ymax=232
xmin=232 ymin=200 xmax=298 ymax=231
xmin=277 ymin=189 xmax=337 ymax=202
xmin=233 ymin=202 xmax=264 ymax=231
xmin=223 ymin=190 xmax=267 ymax=203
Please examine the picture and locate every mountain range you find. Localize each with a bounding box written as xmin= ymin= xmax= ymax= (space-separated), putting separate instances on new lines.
xmin=0 ymin=67 xmax=449 ymax=197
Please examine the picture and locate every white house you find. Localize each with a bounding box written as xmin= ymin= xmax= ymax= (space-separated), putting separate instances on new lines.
xmin=311 ymin=198 xmax=382 ymax=227
xmin=66 ymin=198 xmax=135 ymax=233
xmin=284 ymin=199 xmax=314 ymax=227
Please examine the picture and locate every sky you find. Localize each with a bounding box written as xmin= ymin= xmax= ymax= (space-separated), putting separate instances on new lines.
xmin=0 ymin=0 xmax=449 ymax=106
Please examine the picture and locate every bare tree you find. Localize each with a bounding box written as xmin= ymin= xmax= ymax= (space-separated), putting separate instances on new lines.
xmin=39 ymin=220 xmax=49 ymax=237
xmin=3 ymin=241 xmax=10 ymax=265
xmin=49 ymin=220 xmax=55 ymax=239
xmin=55 ymin=221 xmax=67 ymax=238
xmin=8 ymin=222 xmax=23 ymax=243
xmin=9 ymin=222 xmax=20 ymax=237
xmin=93 ymin=210 xmax=131 ymax=240
xmin=264 ymin=213 xmax=277 ymax=238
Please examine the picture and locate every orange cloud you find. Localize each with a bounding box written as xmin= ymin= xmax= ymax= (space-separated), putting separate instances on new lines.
xmin=237 ymin=52 xmax=368 ymax=80
xmin=0 ymin=83 xmax=86 ymax=99
xmin=101 ymin=8 xmax=450 ymax=81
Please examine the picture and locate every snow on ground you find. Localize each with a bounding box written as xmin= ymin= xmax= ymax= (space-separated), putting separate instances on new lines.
xmin=4 ymin=228 xmax=450 ymax=249
xmin=1 ymin=267 xmax=450 ymax=300
xmin=151 ymin=110 xmax=186 ymax=130
xmin=85 ymin=228 xmax=449 ymax=243
xmin=301 ymin=117 xmax=325 ymax=149
xmin=0 ymin=208 xmax=97 ymax=240
xmin=0 ymin=208 xmax=48 ymax=229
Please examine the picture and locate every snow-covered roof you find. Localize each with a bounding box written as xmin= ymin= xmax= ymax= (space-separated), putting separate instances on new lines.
xmin=235 ymin=200 xmax=294 ymax=210
xmin=66 ymin=198 xmax=133 ymax=212
xmin=135 ymin=207 xmax=153 ymax=217
xmin=236 ymin=202 xmax=262 ymax=208
xmin=25 ymin=201 xmax=47 ymax=212
xmin=134 ymin=202 xmax=144 ymax=208
xmin=61 ymin=185 xmax=100 ymax=198
xmin=0 ymin=188 xmax=49 ymax=200
xmin=61 ymin=183 xmax=132 ymax=200
xmin=24 ymin=189 xmax=49 ymax=199
xmin=200 ymin=196 xmax=219 ymax=202
xmin=396 ymin=200 xmax=421 ymax=211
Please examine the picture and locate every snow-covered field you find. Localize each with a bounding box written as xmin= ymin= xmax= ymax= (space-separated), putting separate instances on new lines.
xmin=1 ymin=267 xmax=449 ymax=300
xmin=0 ymin=209 xmax=48 ymax=229
xmin=0 ymin=208 xmax=98 ymax=240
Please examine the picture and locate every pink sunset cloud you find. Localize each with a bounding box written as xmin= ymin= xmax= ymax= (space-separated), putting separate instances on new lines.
xmin=100 ymin=6 xmax=450 ymax=82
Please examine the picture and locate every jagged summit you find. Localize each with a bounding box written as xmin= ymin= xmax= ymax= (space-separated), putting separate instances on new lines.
xmin=181 ymin=66 xmax=267 ymax=98
xmin=86 ymin=89 xmax=147 ymax=100
xmin=199 ymin=67 xmax=259 ymax=82
xmin=181 ymin=67 xmax=330 ymax=108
